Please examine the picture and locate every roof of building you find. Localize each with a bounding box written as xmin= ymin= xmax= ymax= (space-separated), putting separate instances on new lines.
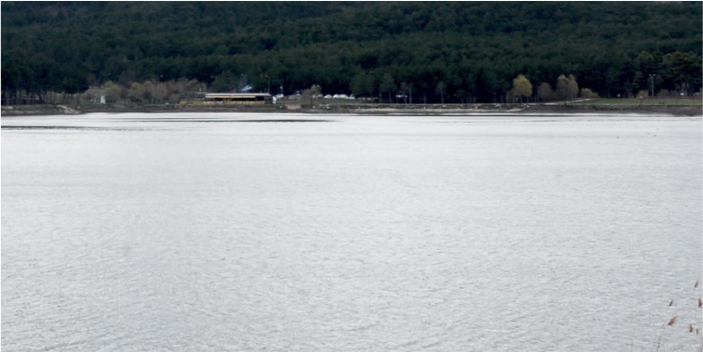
xmin=205 ymin=93 xmax=271 ymax=98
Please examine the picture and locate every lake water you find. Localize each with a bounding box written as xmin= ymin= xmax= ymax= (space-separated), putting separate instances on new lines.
xmin=2 ymin=113 xmax=701 ymax=351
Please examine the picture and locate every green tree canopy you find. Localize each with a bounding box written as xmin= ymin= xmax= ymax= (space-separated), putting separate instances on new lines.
xmin=1 ymin=2 xmax=700 ymax=104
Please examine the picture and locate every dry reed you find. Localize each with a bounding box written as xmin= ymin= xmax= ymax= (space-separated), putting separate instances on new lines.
xmin=656 ymin=279 xmax=702 ymax=351
xmin=668 ymin=316 xmax=678 ymax=326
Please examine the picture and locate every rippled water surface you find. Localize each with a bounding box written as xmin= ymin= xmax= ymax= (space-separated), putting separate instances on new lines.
xmin=3 ymin=113 xmax=701 ymax=351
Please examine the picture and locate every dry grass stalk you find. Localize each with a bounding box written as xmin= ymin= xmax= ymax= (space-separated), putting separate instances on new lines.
xmin=699 ymin=298 xmax=702 ymax=308
xmin=669 ymin=300 xmax=674 ymax=307
xmin=668 ymin=316 xmax=678 ymax=326
xmin=697 ymin=328 xmax=700 ymax=335
xmin=690 ymin=323 xmax=694 ymax=332
xmin=695 ymin=279 xmax=699 ymax=288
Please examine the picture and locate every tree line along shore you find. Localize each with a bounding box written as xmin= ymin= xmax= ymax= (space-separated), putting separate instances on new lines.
xmin=2 ymin=2 xmax=701 ymax=106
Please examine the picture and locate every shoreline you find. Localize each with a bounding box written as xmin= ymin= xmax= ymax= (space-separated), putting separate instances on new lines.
xmin=2 ymin=103 xmax=701 ymax=117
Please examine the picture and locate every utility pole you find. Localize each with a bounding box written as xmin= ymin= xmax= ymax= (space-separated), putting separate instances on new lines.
xmin=649 ymin=74 xmax=656 ymax=98
xmin=266 ymin=75 xmax=270 ymax=95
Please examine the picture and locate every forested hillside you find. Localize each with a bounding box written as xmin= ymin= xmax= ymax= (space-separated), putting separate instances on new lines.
xmin=2 ymin=1 xmax=701 ymax=104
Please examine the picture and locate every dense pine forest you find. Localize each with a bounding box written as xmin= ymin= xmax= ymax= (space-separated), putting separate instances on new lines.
xmin=1 ymin=1 xmax=701 ymax=104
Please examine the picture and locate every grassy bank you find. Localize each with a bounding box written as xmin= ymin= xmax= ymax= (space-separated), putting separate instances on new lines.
xmin=2 ymin=101 xmax=701 ymax=117
xmin=575 ymin=98 xmax=702 ymax=106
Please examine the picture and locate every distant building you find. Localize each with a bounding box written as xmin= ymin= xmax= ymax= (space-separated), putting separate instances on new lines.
xmin=181 ymin=93 xmax=272 ymax=105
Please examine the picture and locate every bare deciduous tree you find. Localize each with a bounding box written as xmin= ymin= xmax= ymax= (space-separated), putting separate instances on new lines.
xmin=435 ymin=81 xmax=446 ymax=104
xmin=557 ymin=74 xmax=579 ymax=104
xmin=512 ymin=74 xmax=532 ymax=103
xmin=537 ymin=82 xmax=554 ymax=102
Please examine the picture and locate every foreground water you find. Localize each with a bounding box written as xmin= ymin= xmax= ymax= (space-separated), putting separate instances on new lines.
xmin=2 ymin=113 xmax=701 ymax=351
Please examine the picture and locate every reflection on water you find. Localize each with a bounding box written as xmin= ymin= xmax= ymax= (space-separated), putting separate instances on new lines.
xmin=2 ymin=113 xmax=701 ymax=351
xmin=1 ymin=125 xmax=160 ymax=131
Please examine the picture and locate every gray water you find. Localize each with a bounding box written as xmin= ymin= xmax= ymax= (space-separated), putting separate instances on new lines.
xmin=2 ymin=113 xmax=701 ymax=351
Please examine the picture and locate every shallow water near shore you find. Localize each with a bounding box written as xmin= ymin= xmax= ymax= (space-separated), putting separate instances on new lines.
xmin=2 ymin=113 xmax=701 ymax=351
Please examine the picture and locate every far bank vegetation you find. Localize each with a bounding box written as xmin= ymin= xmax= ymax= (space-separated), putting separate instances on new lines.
xmin=2 ymin=2 xmax=700 ymax=106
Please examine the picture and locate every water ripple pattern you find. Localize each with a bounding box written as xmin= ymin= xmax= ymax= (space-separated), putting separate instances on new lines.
xmin=2 ymin=113 xmax=701 ymax=351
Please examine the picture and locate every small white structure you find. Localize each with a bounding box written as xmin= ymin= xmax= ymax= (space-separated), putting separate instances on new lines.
xmin=100 ymin=95 xmax=106 ymax=104
xmin=329 ymin=94 xmax=353 ymax=100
